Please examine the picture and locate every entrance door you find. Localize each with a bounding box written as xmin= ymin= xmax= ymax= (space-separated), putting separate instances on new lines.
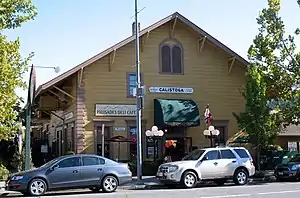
xmin=47 ymin=156 xmax=82 ymax=189
xmin=97 ymin=126 xmax=110 ymax=158
xmin=199 ymin=150 xmax=222 ymax=179
xmin=165 ymin=137 xmax=192 ymax=161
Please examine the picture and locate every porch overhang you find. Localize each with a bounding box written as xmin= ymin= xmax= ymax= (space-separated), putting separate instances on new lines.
xmin=154 ymin=99 xmax=200 ymax=128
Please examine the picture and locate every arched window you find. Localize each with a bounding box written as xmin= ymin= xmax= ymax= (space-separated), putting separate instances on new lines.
xmin=160 ymin=42 xmax=183 ymax=74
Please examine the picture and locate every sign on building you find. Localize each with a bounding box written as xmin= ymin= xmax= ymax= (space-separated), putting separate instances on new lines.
xmin=149 ymin=86 xmax=194 ymax=94
xmin=95 ymin=104 xmax=136 ymax=117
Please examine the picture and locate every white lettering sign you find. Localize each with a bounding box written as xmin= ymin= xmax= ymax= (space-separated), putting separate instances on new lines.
xmin=64 ymin=112 xmax=74 ymax=120
xmin=95 ymin=104 xmax=136 ymax=117
xmin=149 ymin=87 xmax=194 ymax=94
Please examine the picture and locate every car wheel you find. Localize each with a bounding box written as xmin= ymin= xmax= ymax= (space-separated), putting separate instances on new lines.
xmin=27 ymin=178 xmax=47 ymax=196
xmin=101 ymin=175 xmax=118 ymax=193
xmin=181 ymin=171 xmax=197 ymax=188
xmin=233 ymin=169 xmax=249 ymax=185
xmin=89 ymin=186 xmax=101 ymax=192
xmin=214 ymin=179 xmax=226 ymax=186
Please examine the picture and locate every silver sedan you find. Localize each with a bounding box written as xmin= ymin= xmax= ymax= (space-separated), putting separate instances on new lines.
xmin=5 ymin=154 xmax=132 ymax=196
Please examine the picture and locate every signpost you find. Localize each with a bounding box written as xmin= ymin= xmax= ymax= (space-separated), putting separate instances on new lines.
xmin=25 ymin=65 xmax=36 ymax=170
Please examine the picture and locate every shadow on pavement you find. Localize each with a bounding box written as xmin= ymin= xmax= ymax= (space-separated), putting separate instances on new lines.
xmin=129 ymin=180 xmax=270 ymax=191
xmin=4 ymin=190 xmax=102 ymax=197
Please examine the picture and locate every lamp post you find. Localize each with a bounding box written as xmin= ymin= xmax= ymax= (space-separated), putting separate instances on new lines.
xmin=203 ymin=125 xmax=220 ymax=147
xmin=145 ymin=126 xmax=164 ymax=162
xmin=24 ymin=65 xmax=60 ymax=170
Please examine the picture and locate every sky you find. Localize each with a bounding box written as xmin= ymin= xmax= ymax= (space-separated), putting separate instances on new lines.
xmin=4 ymin=0 xmax=300 ymax=105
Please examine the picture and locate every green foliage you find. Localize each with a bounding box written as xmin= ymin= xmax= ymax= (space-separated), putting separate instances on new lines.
xmin=0 ymin=0 xmax=37 ymax=140
xmin=0 ymin=163 xmax=9 ymax=180
xmin=10 ymin=147 xmax=34 ymax=172
xmin=233 ymin=67 xmax=281 ymax=150
xmin=0 ymin=0 xmax=37 ymax=30
xmin=248 ymin=0 xmax=300 ymax=124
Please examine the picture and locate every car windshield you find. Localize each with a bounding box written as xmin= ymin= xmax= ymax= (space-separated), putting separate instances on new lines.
xmin=39 ymin=157 xmax=63 ymax=168
xmin=182 ymin=149 xmax=205 ymax=161
xmin=289 ymin=154 xmax=300 ymax=163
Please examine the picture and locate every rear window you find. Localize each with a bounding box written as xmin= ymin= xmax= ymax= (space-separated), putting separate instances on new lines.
xmin=233 ymin=149 xmax=250 ymax=158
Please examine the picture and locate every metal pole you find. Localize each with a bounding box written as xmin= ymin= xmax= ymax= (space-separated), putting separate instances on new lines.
xmin=135 ymin=0 xmax=143 ymax=181
xmin=25 ymin=105 xmax=31 ymax=170
xmin=101 ymin=124 xmax=105 ymax=157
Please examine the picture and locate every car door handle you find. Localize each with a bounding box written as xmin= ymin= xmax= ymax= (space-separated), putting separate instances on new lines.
xmin=73 ymin=170 xmax=79 ymax=173
xmin=97 ymin=168 xmax=103 ymax=171
xmin=213 ymin=162 xmax=218 ymax=165
xmin=232 ymin=160 xmax=237 ymax=163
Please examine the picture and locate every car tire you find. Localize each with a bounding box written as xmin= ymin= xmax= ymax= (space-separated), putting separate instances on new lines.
xmin=233 ymin=169 xmax=249 ymax=185
xmin=101 ymin=175 xmax=118 ymax=193
xmin=89 ymin=186 xmax=101 ymax=192
xmin=181 ymin=171 xmax=197 ymax=188
xmin=214 ymin=179 xmax=226 ymax=186
xmin=27 ymin=178 xmax=47 ymax=196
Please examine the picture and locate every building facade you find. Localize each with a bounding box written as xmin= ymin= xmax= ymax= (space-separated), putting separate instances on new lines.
xmin=34 ymin=12 xmax=248 ymax=161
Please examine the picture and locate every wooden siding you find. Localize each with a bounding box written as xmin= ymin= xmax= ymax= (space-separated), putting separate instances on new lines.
xmin=82 ymin=20 xmax=246 ymax=153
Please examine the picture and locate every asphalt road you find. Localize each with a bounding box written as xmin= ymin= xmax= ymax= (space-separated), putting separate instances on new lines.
xmin=5 ymin=182 xmax=300 ymax=198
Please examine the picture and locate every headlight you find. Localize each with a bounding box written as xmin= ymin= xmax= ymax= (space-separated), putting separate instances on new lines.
xmin=291 ymin=165 xmax=300 ymax=171
xmin=168 ymin=165 xmax=179 ymax=172
xmin=11 ymin=176 xmax=24 ymax=181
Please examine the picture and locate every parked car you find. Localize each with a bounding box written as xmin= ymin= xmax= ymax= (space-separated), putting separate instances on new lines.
xmin=274 ymin=153 xmax=300 ymax=181
xmin=156 ymin=147 xmax=255 ymax=188
xmin=5 ymin=154 xmax=132 ymax=196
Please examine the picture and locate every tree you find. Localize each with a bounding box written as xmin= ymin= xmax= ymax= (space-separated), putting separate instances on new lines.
xmin=0 ymin=0 xmax=37 ymax=140
xmin=248 ymin=0 xmax=300 ymax=124
xmin=233 ymin=66 xmax=281 ymax=170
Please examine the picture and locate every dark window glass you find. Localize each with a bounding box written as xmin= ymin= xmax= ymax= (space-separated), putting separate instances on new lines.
xmin=172 ymin=45 xmax=182 ymax=74
xmin=161 ymin=45 xmax=171 ymax=72
xmin=129 ymin=73 xmax=136 ymax=97
xmin=234 ymin=149 xmax=250 ymax=158
xmin=204 ymin=150 xmax=220 ymax=160
xmin=182 ymin=149 xmax=205 ymax=161
xmin=58 ymin=157 xmax=81 ymax=168
xmin=82 ymin=156 xmax=105 ymax=166
xmin=221 ymin=150 xmax=236 ymax=159
xmin=215 ymin=126 xmax=226 ymax=145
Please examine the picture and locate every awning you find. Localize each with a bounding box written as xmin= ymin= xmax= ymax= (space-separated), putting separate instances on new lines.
xmin=154 ymin=99 xmax=200 ymax=127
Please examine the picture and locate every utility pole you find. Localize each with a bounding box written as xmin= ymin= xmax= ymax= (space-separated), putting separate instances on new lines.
xmin=134 ymin=0 xmax=143 ymax=181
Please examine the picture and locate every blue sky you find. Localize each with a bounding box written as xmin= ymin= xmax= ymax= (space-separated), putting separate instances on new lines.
xmin=4 ymin=0 xmax=300 ymax=104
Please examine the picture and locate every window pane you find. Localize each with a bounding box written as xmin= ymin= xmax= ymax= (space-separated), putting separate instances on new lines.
xmin=221 ymin=150 xmax=236 ymax=159
xmin=161 ymin=45 xmax=171 ymax=73
xmin=204 ymin=150 xmax=219 ymax=160
xmin=233 ymin=149 xmax=250 ymax=158
xmin=58 ymin=157 xmax=81 ymax=168
xmin=83 ymin=156 xmax=100 ymax=166
xmin=172 ymin=45 xmax=182 ymax=74
xmin=129 ymin=127 xmax=137 ymax=138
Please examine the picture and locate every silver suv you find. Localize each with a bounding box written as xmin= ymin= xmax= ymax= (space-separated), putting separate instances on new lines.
xmin=156 ymin=147 xmax=255 ymax=188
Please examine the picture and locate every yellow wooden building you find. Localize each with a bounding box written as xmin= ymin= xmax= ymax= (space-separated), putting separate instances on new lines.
xmin=34 ymin=12 xmax=248 ymax=161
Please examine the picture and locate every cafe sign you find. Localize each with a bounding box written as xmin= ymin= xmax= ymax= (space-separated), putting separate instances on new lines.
xmin=149 ymin=86 xmax=194 ymax=94
xmin=95 ymin=104 xmax=136 ymax=117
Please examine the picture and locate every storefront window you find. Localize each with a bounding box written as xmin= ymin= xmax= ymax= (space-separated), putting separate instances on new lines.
xmin=215 ymin=126 xmax=226 ymax=146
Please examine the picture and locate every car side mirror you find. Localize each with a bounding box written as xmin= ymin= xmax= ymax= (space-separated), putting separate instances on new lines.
xmin=51 ymin=164 xmax=59 ymax=170
xmin=201 ymin=156 xmax=208 ymax=162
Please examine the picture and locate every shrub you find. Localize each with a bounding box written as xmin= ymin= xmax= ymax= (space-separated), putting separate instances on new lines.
xmin=0 ymin=163 xmax=9 ymax=180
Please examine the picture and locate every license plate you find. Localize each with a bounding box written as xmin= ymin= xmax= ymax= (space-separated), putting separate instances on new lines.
xmin=157 ymin=172 xmax=163 ymax=177
xmin=278 ymin=172 xmax=283 ymax=175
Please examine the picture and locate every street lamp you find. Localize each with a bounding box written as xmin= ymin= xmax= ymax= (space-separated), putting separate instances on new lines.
xmin=203 ymin=125 xmax=220 ymax=147
xmin=145 ymin=126 xmax=164 ymax=161
xmin=24 ymin=65 xmax=60 ymax=170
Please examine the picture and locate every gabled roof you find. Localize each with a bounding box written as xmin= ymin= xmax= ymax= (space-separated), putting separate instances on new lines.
xmin=36 ymin=12 xmax=249 ymax=96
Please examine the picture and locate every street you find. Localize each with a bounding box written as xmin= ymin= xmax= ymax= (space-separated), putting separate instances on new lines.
xmin=4 ymin=181 xmax=300 ymax=198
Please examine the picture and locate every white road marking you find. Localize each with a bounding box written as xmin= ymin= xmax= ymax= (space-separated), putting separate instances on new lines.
xmin=200 ymin=194 xmax=250 ymax=198
xmin=199 ymin=189 xmax=300 ymax=198
xmin=258 ymin=189 xmax=300 ymax=195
